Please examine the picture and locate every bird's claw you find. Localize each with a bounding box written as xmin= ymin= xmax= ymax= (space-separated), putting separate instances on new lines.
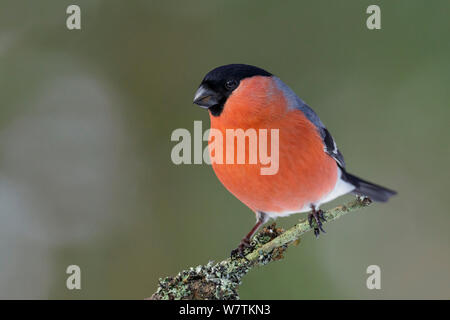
xmin=230 ymin=238 xmax=251 ymax=261
xmin=308 ymin=208 xmax=327 ymax=238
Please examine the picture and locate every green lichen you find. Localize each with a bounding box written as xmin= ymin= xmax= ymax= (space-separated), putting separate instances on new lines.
xmin=150 ymin=259 xmax=253 ymax=300
xmin=150 ymin=223 xmax=287 ymax=300
xmin=149 ymin=198 xmax=373 ymax=300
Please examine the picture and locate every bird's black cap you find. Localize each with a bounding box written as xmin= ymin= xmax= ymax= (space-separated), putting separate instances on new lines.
xmin=202 ymin=64 xmax=272 ymax=83
xmin=194 ymin=64 xmax=272 ymax=116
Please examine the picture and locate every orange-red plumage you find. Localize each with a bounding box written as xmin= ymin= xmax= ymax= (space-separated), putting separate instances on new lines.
xmin=209 ymin=76 xmax=338 ymax=215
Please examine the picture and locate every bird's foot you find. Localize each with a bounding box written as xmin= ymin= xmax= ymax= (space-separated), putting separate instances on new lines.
xmin=308 ymin=207 xmax=327 ymax=238
xmin=230 ymin=237 xmax=252 ymax=260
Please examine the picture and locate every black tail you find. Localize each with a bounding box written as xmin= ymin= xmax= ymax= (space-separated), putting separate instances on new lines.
xmin=342 ymin=171 xmax=397 ymax=202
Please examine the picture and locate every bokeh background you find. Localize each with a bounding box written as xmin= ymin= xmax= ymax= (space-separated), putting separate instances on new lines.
xmin=0 ymin=0 xmax=449 ymax=299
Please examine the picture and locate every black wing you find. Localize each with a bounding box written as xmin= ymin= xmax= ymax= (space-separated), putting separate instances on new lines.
xmin=320 ymin=127 xmax=346 ymax=168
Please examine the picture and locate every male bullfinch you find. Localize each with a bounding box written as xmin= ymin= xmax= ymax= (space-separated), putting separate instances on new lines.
xmin=193 ymin=64 xmax=396 ymax=255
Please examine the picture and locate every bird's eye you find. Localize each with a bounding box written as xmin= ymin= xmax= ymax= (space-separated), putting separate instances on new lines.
xmin=225 ymin=80 xmax=238 ymax=91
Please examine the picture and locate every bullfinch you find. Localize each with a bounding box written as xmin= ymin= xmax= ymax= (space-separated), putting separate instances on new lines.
xmin=193 ymin=64 xmax=396 ymax=255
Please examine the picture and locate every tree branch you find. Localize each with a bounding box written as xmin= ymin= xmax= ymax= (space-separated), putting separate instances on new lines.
xmin=148 ymin=196 xmax=372 ymax=300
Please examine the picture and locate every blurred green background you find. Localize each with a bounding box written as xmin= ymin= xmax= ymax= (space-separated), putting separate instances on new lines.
xmin=0 ymin=0 xmax=449 ymax=299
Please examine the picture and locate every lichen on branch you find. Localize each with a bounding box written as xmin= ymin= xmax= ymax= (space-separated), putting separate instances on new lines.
xmin=149 ymin=196 xmax=372 ymax=300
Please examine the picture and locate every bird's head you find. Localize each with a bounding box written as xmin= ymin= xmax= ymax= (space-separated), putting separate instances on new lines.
xmin=193 ymin=64 xmax=273 ymax=117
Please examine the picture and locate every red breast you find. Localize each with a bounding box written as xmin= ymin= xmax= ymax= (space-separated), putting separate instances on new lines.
xmin=209 ymin=76 xmax=338 ymax=214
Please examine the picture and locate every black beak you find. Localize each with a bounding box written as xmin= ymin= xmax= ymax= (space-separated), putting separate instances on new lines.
xmin=193 ymin=85 xmax=220 ymax=109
